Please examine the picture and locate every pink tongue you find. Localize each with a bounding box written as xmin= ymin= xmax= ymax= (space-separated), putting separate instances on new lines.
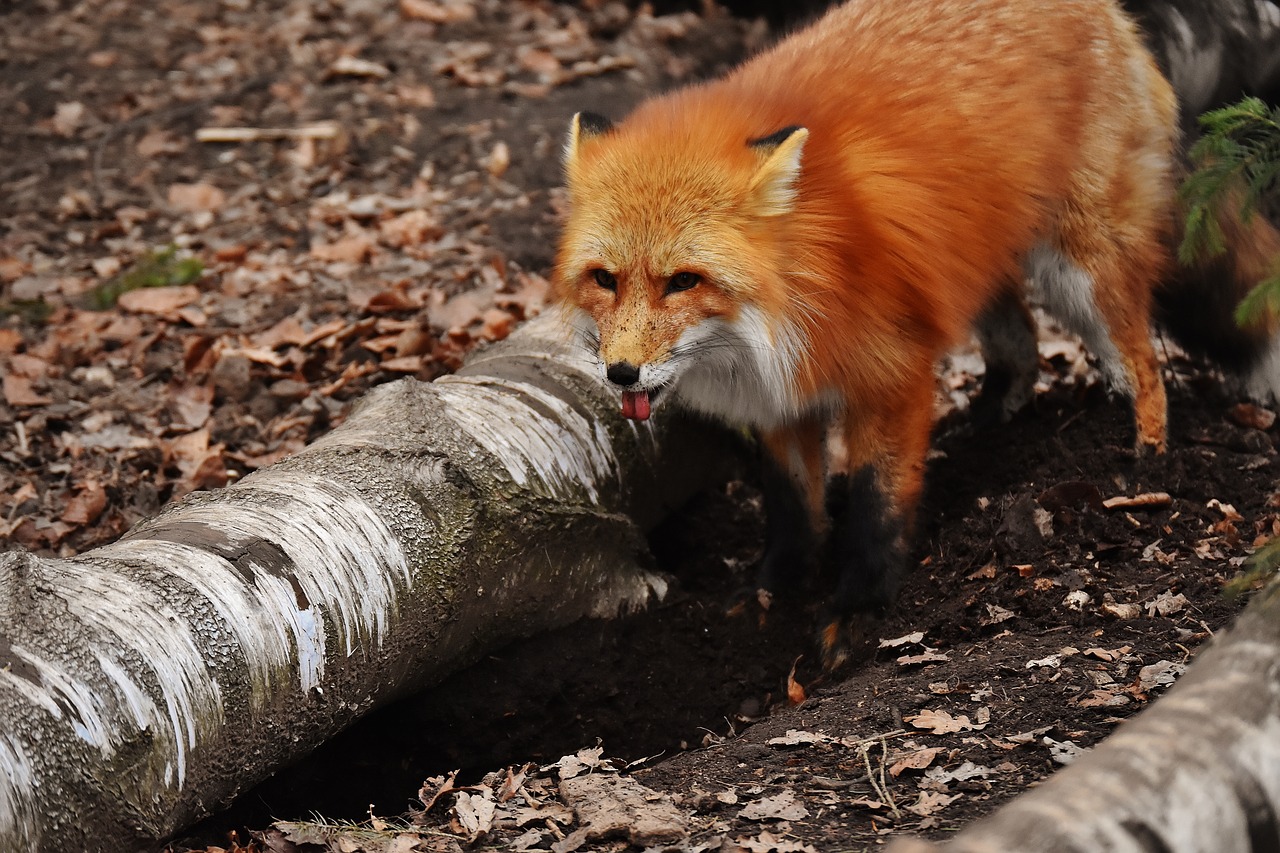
xmin=621 ymin=390 xmax=651 ymax=421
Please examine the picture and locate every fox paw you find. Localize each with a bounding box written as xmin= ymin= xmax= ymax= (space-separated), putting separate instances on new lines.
xmin=818 ymin=615 xmax=867 ymax=671
xmin=725 ymin=586 xmax=774 ymax=627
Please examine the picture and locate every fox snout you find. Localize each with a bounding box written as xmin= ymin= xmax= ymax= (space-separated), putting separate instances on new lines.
xmin=602 ymin=360 xmax=655 ymax=421
xmin=605 ymin=361 xmax=641 ymax=387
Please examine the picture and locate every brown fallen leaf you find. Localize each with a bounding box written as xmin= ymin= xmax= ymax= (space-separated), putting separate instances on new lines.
xmin=312 ymin=235 xmax=374 ymax=264
xmin=732 ymin=830 xmax=818 ymax=853
xmin=907 ymin=790 xmax=961 ymax=817
xmin=889 ymin=746 xmax=943 ymax=777
xmin=62 ymin=480 xmax=108 ymax=526
xmin=400 ymin=0 xmax=476 ymax=23
xmin=739 ymin=791 xmax=809 ymax=822
xmin=328 ymin=54 xmax=392 ymax=79
xmin=169 ymin=383 xmax=214 ymax=429
xmin=1075 ymin=689 xmax=1130 ymax=708
xmin=896 ymin=648 xmax=949 ymax=667
xmin=904 ymin=709 xmax=984 ymax=735
xmin=117 ymin=285 xmax=201 ymax=317
xmin=785 ymin=657 xmax=806 ymax=705
xmin=1082 ymin=645 xmax=1130 ymax=661
xmin=553 ymin=773 xmax=688 ymax=853
xmin=2 ymin=374 xmax=52 ymax=407
xmin=1228 ymin=401 xmax=1277 ymax=431
xmin=450 ymin=787 xmax=496 ymax=843
xmin=167 ymin=182 xmax=226 ymax=213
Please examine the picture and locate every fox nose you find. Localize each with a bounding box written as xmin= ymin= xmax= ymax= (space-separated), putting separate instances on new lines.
xmin=606 ymin=362 xmax=641 ymax=386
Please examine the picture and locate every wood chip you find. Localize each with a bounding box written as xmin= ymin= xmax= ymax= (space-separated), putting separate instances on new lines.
xmin=1101 ymin=492 xmax=1171 ymax=510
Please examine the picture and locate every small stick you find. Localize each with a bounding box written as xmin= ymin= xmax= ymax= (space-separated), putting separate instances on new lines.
xmin=195 ymin=123 xmax=340 ymax=143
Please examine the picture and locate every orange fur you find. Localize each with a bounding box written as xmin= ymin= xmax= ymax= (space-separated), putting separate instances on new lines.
xmin=554 ymin=0 xmax=1179 ymax=620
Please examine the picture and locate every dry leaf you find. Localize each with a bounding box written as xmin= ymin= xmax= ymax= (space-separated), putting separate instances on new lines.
xmin=400 ymin=0 xmax=476 ymax=23
xmin=2 ymin=374 xmax=52 ymax=406
xmin=897 ymin=648 xmax=949 ymax=667
xmin=167 ymin=182 xmax=226 ymax=212
xmin=1136 ymin=660 xmax=1185 ymax=692
xmin=117 ymin=284 xmax=201 ymax=317
xmin=785 ymin=657 xmax=806 ymax=705
xmin=312 ymin=235 xmax=374 ymax=264
xmin=1228 ymin=402 xmax=1276 ymax=430
xmin=329 ymin=55 xmax=392 ymax=79
xmin=766 ymin=730 xmax=825 ymax=747
xmin=1144 ymin=591 xmax=1189 ymax=617
xmin=1076 ymin=689 xmax=1129 ymax=708
xmin=1082 ymin=646 xmax=1129 ymax=662
xmin=1100 ymin=595 xmax=1142 ymax=619
xmin=739 ymin=791 xmax=808 ymax=822
xmin=907 ymin=791 xmax=960 ymax=817
xmin=905 ymin=709 xmax=984 ymax=734
xmin=733 ymin=830 xmax=818 ymax=853
xmin=878 ymin=631 xmax=924 ymax=649
xmin=554 ymin=773 xmax=687 ymax=852
xmin=52 ymin=101 xmax=87 ymax=136
xmin=889 ymin=747 xmax=942 ymax=777
xmin=61 ymin=480 xmax=107 ymax=525
xmin=451 ymin=788 xmax=496 ymax=842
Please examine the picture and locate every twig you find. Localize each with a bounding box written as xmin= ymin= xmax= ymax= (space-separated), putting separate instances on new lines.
xmin=861 ymin=738 xmax=902 ymax=821
xmin=195 ymin=122 xmax=340 ymax=143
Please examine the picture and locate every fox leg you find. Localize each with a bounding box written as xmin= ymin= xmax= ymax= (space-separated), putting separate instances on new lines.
xmin=756 ymin=414 xmax=828 ymax=595
xmin=823 ymin=375 xmax=934 ymax=668
xmin=1031 ymin=226 xmax=1169 ymax=453
xmin=973 ymin=284 xmax=1039 ymax=425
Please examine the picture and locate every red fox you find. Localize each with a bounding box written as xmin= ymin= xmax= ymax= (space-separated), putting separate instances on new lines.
xmin=552 ymin=0 xmax=1180 ymax=666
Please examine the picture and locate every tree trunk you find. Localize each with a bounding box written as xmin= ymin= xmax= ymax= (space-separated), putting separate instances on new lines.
xmin=0 ymin=312 xmax=735 ymax=853
xmin=887 ymin=575 xmax=1280 ymax=853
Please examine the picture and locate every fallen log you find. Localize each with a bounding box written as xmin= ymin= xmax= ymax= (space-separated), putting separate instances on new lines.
xmin=887 ymin=574 xmax=1280 ymax=853
xmin=0 ymin=312 xmax=734 ymax=853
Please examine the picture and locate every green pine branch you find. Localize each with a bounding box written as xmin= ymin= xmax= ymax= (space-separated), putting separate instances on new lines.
xmin=1179 ymin=96 xmax=1280 ymax=327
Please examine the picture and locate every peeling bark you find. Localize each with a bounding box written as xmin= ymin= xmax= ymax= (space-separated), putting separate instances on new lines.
xmin=887 ymin=576 xmax=1280 ymax=853
xmin=0 ymin=312 xmax=735 ymax=853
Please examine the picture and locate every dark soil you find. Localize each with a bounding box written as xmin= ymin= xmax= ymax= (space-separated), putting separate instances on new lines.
xmin=176 ymin=371 xmax=1276 ymax=851
xmin=2 ymin=2 xmax=1277 ymax=852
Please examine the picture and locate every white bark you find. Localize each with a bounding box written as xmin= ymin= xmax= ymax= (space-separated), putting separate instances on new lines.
xmin=887 ymin=576 xmax=1280 ymax=853
xmin=0 ymin=312 xmax=734 ymax=853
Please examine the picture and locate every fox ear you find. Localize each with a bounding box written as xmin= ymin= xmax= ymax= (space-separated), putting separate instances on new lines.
xmin=747 ymin=125 xmax=808 ymax=217
xmin=564 ymin=111 xmax=614 ymax=167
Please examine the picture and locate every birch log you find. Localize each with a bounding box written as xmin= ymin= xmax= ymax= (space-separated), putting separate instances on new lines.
xmin=887 ymin=575 xmax=1280 ymax=853
xmin=0 ymin=312 xmax=735 ymax=853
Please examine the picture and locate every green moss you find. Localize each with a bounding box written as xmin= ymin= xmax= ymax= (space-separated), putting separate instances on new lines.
xmin=0 ymin=299 xmax=55 ymax=323
xmin=81 ymin=245 xmax=204 ymax=310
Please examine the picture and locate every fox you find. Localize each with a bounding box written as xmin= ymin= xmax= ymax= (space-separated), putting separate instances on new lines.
xmin=552 ymin=0 xmax=1180 ymax=667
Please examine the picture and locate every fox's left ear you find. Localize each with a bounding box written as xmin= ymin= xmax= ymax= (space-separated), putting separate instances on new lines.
xmin=747 ymin=125 xmax=808 ymax=217
xmin=564 ymin=111 xmax=614 ymax=168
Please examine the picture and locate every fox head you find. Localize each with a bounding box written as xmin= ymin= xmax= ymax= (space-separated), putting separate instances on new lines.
xmin=553 ymin=107 xmax=811 ymax=427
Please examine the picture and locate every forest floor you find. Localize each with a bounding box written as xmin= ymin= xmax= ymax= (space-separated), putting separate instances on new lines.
xmin=2 ymin=2 xmax=1277 ymax=852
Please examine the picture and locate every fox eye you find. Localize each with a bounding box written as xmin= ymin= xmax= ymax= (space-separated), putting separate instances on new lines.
xmin=666 ymin=272 xmax=700 ymax=294
xmin=592 ymin=269 xmax=617 ymax=290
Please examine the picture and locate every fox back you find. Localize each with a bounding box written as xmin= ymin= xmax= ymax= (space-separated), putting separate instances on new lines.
xmin=554 ymin=0 xmax=1176 ymax=434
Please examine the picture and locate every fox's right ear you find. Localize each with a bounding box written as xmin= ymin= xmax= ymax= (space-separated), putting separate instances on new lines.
xmin=564 ymin=112 xmax=614 ymax=169
xmin=747 ymin=125 xmax=808 ymax=217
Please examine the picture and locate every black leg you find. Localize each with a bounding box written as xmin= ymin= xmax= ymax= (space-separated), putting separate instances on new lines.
xmin=821 ymin=465 xmax=904 ymax=667
xmin=757 ymin=448 xmax=816 ymax=595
